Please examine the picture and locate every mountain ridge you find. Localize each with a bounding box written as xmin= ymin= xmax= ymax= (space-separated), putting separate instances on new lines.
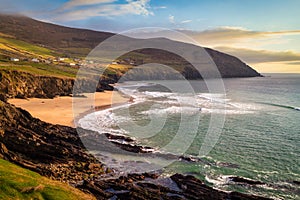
xmin=0 ymin=14 xmax=261 ymax=79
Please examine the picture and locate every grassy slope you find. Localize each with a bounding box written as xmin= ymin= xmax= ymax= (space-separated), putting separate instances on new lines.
xmin=0 ymin=34 xmax=126 ymax=79
xmin=0 ymin=33 xmax=187 ymax=80
xmin=0 ymin=159 xmax=95 ymax=200
xmin=0 ymin=34 xmax=79 ymax=78
xmin=0 ymin=36 xmax=58 ymax=59
xmin=0 ymin=63 xmax=78 ymax=78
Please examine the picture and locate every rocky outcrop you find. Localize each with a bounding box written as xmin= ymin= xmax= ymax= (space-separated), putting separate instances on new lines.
xmin=0 ymin=70 xmax=74 ymax=99
xmin=0 ymin=100 xmax=107 ymax=184
xmin=0 ymin=70 xmax=114 ymax=100
xmin=76 ymin=173 xmax=273 ymax=200
xmin=170 ymin=174 xmax=271 ymax=200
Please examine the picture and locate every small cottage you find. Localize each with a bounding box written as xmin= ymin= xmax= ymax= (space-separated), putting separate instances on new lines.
xmin=10 ymin=58 xmax=19 ymax=62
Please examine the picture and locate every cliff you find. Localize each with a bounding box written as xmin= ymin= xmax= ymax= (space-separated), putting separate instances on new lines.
xmin=0 ymin=70 xmax=74 ymax=99
xmin=0 ymin=69 xmax=114 ymax=100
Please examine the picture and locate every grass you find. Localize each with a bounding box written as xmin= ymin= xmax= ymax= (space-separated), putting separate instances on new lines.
xmin=60 ymin=48 xmax=91 ymax=58
xmin=0 ymin=36 xmax=59 ymax=59
xmin=0 ymin=35 xmax=166 ymax=80
xmin=0 ymin=63 xmax=78 ymax=78
xmin=0 ymin=159 xmax=95 ymax=200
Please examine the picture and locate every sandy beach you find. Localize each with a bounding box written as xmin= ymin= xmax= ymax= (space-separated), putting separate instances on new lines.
xmin=8 ymin=91 xmax=129 ymax=127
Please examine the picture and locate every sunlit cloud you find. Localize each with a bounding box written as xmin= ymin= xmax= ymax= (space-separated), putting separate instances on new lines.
xmin=286 ymin=61 xmax=300 ymax=65
xmin=180 ymin=27 xmax=300 ymax=48
xmin=176 ymin=27 xmax=300 ymax=72
xmin=215 ymin=46 xmax=300 ymax=64
xmin=60 ymin=0 xmax=116 ymax=10
xmin=54 ymin=0 xmax=153 ymax=21
xmin=252 ymin=62 xmax=300 ymax=73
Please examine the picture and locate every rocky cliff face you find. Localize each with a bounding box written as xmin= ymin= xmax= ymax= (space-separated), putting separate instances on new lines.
xmin=0 ymin=100 xmax=107 ymax=184
xmin=0 ymin=70 xmax=74 ymax=99
xmin=0 ymin=70 xmax=114 ymax=100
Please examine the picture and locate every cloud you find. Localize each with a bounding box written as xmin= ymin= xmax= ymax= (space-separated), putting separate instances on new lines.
xmin=251 ymin=62 xmax=300 ymax=73
xmin=184 ymin=26 xmax=300 ymax=39
xmin=153 ymin=6 xmax=167 ymax=9
xmin=61 ymin=0 xmax=116 ymax=10
xmin=215 ymin=46 xmax=300 ymax=64
xmin=168 ymin=15 xmax=192 ymax=26
xmin=168 ymin=15 xmax=175 ymax=24
xmin=286 ymin=61 xmax=300 ymax=65
xmin=180 ymin=27 xmax=300 ymax=47
xmin=55 ymin=0 xmax=153 ymax=21
xmin=177 ymin=27 xmax=300 ymax=73
xmin=180 ymin=20 xmax=192 ymax=24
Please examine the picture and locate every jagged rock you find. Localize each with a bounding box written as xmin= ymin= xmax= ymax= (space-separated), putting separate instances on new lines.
xmin=228 ymin=176 xmax=264 ymax=185
xmin=77 ymin=180 xmax=113 ymax=200
xmin=0 ymin=93 xmax=7 ymax=102
xmin=171 ymin=174 xmax=271 ymax=200
xmin=0 ymin=100 xmax=106 ymax=184
xmin=104 ymin=133 xmax=135 ymax=143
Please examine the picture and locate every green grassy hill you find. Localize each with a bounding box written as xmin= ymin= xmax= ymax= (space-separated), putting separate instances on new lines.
xmin=0 ymin=33 xmax=79 ymax=78
xmin=0 ymin=34 xmax=58 ymax=60
xmin=0 ymin=159 xmax=95 ymax=200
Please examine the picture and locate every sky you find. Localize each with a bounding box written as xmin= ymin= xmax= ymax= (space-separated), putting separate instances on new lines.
xmin=1 ymin=0 xmax=300 ymax=73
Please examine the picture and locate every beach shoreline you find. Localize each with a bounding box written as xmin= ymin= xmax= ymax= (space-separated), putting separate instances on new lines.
xmin=8 ymin=91 xmax=129 ymax=127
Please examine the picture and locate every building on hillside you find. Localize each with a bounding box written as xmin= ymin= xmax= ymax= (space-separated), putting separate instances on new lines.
xmin=111 ymin=61 xmax=119 ymax=65
xmin=31 ymin=58 xmax=40 ymax=63
xmin=69 ymin=63 xmax=76 ymax=66
xmin=10 ymin=58 xmax=19 ymax=62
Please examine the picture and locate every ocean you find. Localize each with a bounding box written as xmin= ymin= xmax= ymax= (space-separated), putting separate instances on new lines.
xmin=78 ymin=74 xmax=300 ymax=199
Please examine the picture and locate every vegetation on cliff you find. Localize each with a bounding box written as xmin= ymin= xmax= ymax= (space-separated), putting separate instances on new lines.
xmin=0 ymin=159 xmax=95 ymax=200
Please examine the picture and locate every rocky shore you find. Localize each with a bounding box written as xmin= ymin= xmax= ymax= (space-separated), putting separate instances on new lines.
xmin=0 ymin=99 xmax=275 ymax=199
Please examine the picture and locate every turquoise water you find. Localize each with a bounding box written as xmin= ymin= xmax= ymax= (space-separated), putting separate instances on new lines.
xmin=79 ymin=74 xmax=300 ymax=199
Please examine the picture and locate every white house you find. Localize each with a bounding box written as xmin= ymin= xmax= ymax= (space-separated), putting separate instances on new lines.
xmin=10 ymin=58 xmax=19 ymax=62
xmin=69 ymin=63 xmax=76 ymax=66
xmin=31 ymin=58 xmax=40 ymax=63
